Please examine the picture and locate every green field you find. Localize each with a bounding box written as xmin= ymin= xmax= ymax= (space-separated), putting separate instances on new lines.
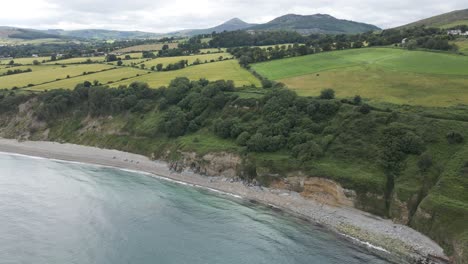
xmin=111 ymin=60 xmax=261 ymax=88
xmin=452 ymin=39 xmax=468 ymax=54
xmin=115 ymin=43 xmax=178 ymax=53
xmin=142 ymin=53 xmax=233 ymax=68
xmin=439 ymin=20 xmax=468 ymax=28
xmin=252 ymin=48 xmax=468 ymax=106
xmin=0 ymin=57 xmax=51 ymax=65
xmin=44 ymin=56 xmax=106 ymax=65
xmin=0 ymin=64 xmax=114 ymax=89
xmin=109 ymin=58 xmax=149 ymax=66
xmin=30 ymin=67 xmax=149 ymax=91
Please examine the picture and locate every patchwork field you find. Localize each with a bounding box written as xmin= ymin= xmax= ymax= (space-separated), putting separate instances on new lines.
xmin=0 ymin=57 xmax=51 ymax=65
xmin=452 ymin=39 xmax=468 ymax=54
xmin=114 ymin=43 xmax=179 ymax=53
xmin=0 ymin=64 xmax=114 ymax=89
xmin=252 ymin=48 xmax=468 ymax=106
xmin=111 ymin=60 xmax=261 ymax=88
xmin=30 ymin=67 xmax=149 ymax=91
xmin=141 ymin=53 xmax=233 ymax=68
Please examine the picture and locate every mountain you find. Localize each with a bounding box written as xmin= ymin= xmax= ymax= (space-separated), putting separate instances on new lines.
xmin=46 ymin=29 xmax=161 ymax=40
xmin=247 ymin=14 xmax=381 ymax=34
xmin=0 ymin=26 xmax=64 ymax=40
xmin=169 ymin=18 xmax=256 ymax=36
xmin=396 ymin=9 xmax=468 ymax=29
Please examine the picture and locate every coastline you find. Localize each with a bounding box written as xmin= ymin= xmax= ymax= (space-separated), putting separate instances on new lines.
xmin=0 ymin=138 xmax=449 ymax=263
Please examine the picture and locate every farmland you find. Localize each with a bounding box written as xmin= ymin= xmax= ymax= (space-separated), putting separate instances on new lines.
xmin=30 ymin=67 xmax=150 ymax=91
xmin=141 ymin=52 xmax=233 ymax=68
xmin=452 ymin=39 xmax=468 ymax=54
xmin=0 ymin=64 xmax=114 ymax=89
xmin=252 ymin=48 xmax=468 ymax=106
xmin=0 ymin=56 xmax=51 ymax=65
xmin=114 ymin=43 xmax=179 ymax=53
xmin=111 ymin=60 xmax=261 ymax=88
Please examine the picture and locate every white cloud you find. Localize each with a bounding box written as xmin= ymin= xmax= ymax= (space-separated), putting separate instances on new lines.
xmin=1 ymin=0 xmax=467 ymax=32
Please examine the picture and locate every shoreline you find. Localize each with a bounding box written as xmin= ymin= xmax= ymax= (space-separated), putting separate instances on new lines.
xmin=0 ymin=138 xmax=449 ymax=263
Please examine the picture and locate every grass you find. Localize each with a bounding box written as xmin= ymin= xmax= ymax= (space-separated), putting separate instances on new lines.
xmin=114 ymin=43 xmax=179 ymax=53
xmin=252 ymin=48 xmax=468 ymax=106
xmin=109 ymin=58 xmax=149 ymax=66
xmin=29 ymin=67 xmax=149 ymax=91
xmin=0 ymin=64 xmax=114 ymax=89
xmin=44 ymin=57 xmax=106 ymax=65
xmin=141 ymin=53 xmax=233 ymax=68
xmin=0 ymin=57 xmax=51 ymax=65
xmin=439 ymin=20 xmax=468 ymax=28
xmin=200 ymin=48 xmax=227 ymax=54
xmin=452 ymin=39 xmax=468 ymax=54
xmin=111 ymin=60 xmax=261 ymax=88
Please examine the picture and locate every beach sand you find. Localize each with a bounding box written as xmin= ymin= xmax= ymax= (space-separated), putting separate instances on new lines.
xmin=0 ymin=138 xmax=448 ymax=263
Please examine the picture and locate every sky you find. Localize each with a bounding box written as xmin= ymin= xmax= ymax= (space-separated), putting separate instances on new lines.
xmin=1 ymin=0 xmax=467 ymax=32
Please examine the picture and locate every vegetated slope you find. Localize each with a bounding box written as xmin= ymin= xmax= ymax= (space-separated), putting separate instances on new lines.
xmin=0 ymin=80 xmax=466 ymax=262
xmin=46 ymin=29 xmax=161 ymax=40
xmin=252 ymin=48 xmax=468 ymax=106
xmin=111 ymin=60 xmax=261 ymax=88
xmin=247 ymin=14 xmax=381 ymax=34
xmin=396 ymin=8 xmax=468 ymax=29
xmin=172 ymin=18 xmax=256 ymax=36
xmin=0 ymin=27 xmax=64 ymax=40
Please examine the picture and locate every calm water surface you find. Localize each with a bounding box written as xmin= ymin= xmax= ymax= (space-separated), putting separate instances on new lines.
xmin=0 ymin=153 xmax=398 ymax=264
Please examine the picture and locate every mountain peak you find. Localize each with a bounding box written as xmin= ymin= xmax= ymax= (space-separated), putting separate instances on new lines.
xmin=223 ymin=18 xmax=249 ymax=26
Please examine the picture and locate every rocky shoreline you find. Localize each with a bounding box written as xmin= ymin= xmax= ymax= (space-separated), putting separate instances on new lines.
xmin=0 ymin=138 xmax=449 ymax=263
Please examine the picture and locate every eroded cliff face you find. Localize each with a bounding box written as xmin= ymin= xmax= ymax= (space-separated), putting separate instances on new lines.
xmin=0 ymin=99 xmax=48 ymax=140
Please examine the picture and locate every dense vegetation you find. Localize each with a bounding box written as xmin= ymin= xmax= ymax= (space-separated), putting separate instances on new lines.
xmin=0 ymin=79 xmax=466 ymax=262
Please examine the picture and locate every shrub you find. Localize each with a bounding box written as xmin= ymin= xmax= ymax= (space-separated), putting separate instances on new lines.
xmin=319 ymin=89 xmax=335 ymax=99
xmin=446 ymin=131 xmax=464 ymax=144
xmin=359 ymin=104 xmax=371 ymax=114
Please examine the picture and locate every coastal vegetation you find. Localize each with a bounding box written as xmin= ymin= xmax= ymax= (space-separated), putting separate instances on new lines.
xmin=0 ymin=78 xmax=467 ymax=262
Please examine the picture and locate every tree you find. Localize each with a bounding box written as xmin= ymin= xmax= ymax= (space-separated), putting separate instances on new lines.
xmin=117 ymin=60 xmax=123 ymax=66
xmin=418 ymin=153 xmax=433 ymax=173
xmin=8 ymin=60 xmax=14 ymax=65
xmin=125 ymin=55 xmax=131 ymax=60
xmin=162 ymin=107 xmax=187 ymax=137
xmin=106 ymin=54 xmax=118 ymax=62
xmin=359 ymin=104 xmax=371 ymax=114
xmin=156 ymin=63 xmax=163 ymax=71
xmin=319 ymin=89 xmax=335 ymax=100
xmin=353 ymin=95 xmax=362 ymax=105
xmin=446 ymin=131 xmax=464 ymax=144
xmin=51 ymin=55 xmax=57 ymax=61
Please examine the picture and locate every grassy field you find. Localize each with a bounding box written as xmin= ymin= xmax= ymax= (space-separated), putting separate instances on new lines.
xmin=111 ymin=60 xmax=261 ymax=88
xmin=452 ymin=39 xmax=468 ymax=54
xmin=29 ymin=67 xmax=149 ymax=91
xmin=142 ymin=53 xmax=233 ymax=68
xmin=0 ymin=64 xmax=114 ymax=89
xmin=44 ymin=57 xmax=106 ymax=65
xmin=0 ymin=57 xmax=51 ymax=65
xmin=439 ymin=20 xmax=468 ymax=28
xmin=115 ymin=43 xmax=178 ymax=53
xmin=200 ymin=48 xmax=227 ymax=54
xmin=109 ymin=58 xmax=149 ymax=66
xmin=252 ymin=48 xmax=468 ymax=106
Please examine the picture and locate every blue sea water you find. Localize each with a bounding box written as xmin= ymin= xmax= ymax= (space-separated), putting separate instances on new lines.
xmin=0 ymin=153 xmax=397 ymax=264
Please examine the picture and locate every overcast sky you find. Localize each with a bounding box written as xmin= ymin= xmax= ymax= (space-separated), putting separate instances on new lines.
xmin=2 ymin=0 xmax=467 ymax=32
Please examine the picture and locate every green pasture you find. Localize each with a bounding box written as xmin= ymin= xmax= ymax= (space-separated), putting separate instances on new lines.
xmin=0 ymin=56 xmax=51 ymax=65
xmin=252 ymin=48 xmax=468 ymax=106
xmin=439 ymin=20 xmax=468 ymax=28
xmin=115 ymin=43 xmax=178 ymax=53
xmin=0 ymin=64 xmax=114 ymax=89
xmin=112 ymin=60 xmax=261 ymax=88
xmin=142 ymin=53 xmax=233 ymax=68
xmin=29 ymin=67 xmax=149 ymax=91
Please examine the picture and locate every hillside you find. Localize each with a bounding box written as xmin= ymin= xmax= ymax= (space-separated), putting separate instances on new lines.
xmin=0 ymin=78 xmax=467 ymax=262
xmin=247 ymin=14 xmax=381 ymax=34
xmin=171 ymin=18 xmax=256 ymax=36
xmin=0 ymin=27 xmax=64 ymax=40
xmin=397 ymin=8 xmax=468 ymax=29
xmin=46 ymin=29 xmax=161 ymax=40
xmin=252 ymin=48 xmax=468 ymax=107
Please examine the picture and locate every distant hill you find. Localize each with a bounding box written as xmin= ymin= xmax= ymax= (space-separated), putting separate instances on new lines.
xmin=46 ymin=29 xmax=161 ymax=40
xmin=0 ymin=26 xmax=64 ymax=40
xmin=246 ymin=14 xmax=380 ymax=34
xmin=169 ymin=18 xmax=256 ymax=36
xmin=396 ymin=8 xmax=468 ymax=29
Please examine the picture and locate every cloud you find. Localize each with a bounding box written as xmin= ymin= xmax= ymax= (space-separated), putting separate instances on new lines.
xmin=1 ymin=0 xmax=467 ymax=32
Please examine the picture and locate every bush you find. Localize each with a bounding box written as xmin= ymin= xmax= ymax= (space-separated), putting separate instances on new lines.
xmin=446 ymin=131 xmax=464 ymax=144
xmin=319 ymin=88 xmax=335 ymax=99
xmin=418 ymin=153 xmax=433 ymax=172
xmin=236 ymin=131 xmax=251 ymax=146
xmin=359 ymin=104 xmax=371 ymax=114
